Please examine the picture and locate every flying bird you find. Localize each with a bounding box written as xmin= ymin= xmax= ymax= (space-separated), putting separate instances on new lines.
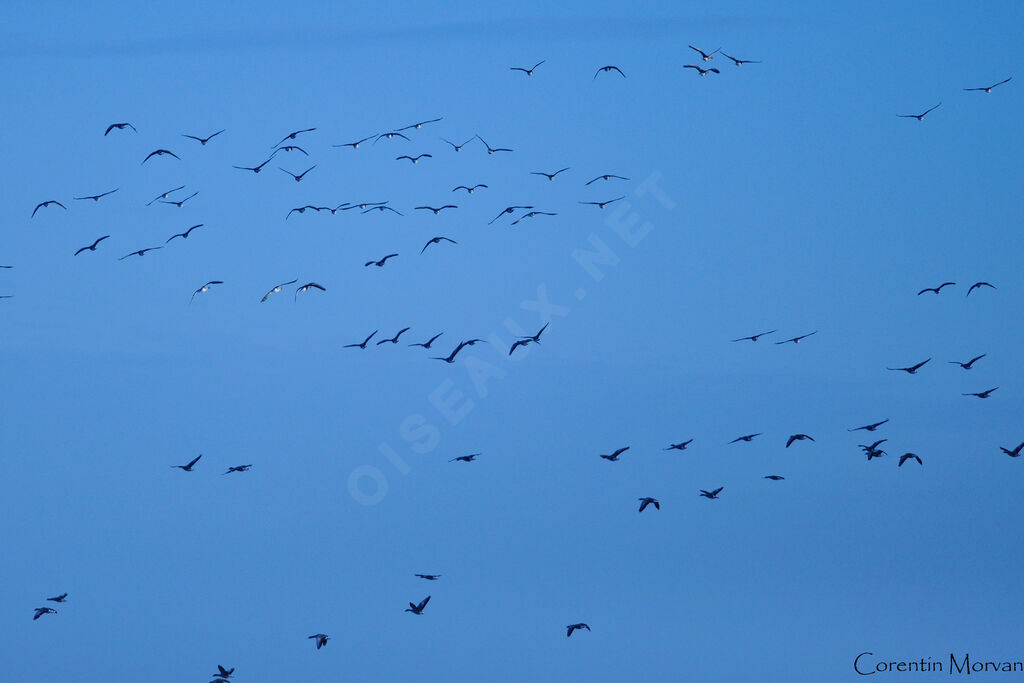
xmin=966 ymin=282 xmax=996 ymax=297
xmin=344 ymin=330 xmax=378 ymax=349
xmin=489 ymin=206 xmax=534 ymax=224
xmin=47 ymin=593 xmax=68 ymax=603
xmin=295 ymin=282 xmax=326 ymax=300
xmin=775 ymin=331 xmax=817 ymax=344
xmin=405 ymin=596 xmax=431 ymax=614
xmin=949 ymin=354 xmax=986 ymax=370
xmin=917 ymin=282 xmax=955 ymax=295
xmin=397 ymin=118 xmax=443 ymax=131
xmin=510 ymin=210 xmax=557 ymax=225
xmin=897 ymin=103 xmax=941 ymax=120
xmin=764 ymin=475 xmax=785 ymax=481
xmin=171 ymin=454 xmax=202 ymax=471
xmin=566 ymin=623 xmax=591 ymax=637
xmin=414 ymin=205 xmax=456 ymax=214
xmin=32 ymin=200 xmax=66 ymax=217
xmin=33 ymin=608 xmax=57 ymax=620
xmin=232 ymin=158 xmax=272 ymax=173
xmin=786 ymin=434 xmax=814 ymax=448
xmin=637 ymin=497 xmax=660 ymax=512
xmin=585 ymin=174 xmax=629 ymax=185
xmin=223 ymin=465 xmax=252 ymax=474
xmin=860 ymin=439 xmax=888 ymax=453
xmin=453 ymin=184 xmax=488 ymax=193
xmin=510 ymin=60 xmax=545 ymax=76
xmin=190 ymin=280 xmax=223 ymax=303
xmin=579 ymin=196 xmax=625 ymax=209
xmin=441 ymin=138 xmax=474 ymax=152
xmin=416 ymin=574 xmax=442 ymax=580
xmin=732 ymin=329 xmax=777 ymax=342
xmin=450 ymin=453 xmax=480 ymax=463
xmin=688 ymin=45 xmax=720 ymax=61
xmin=74 ymin=235 xmax=110 ymax=256
xmin=166 ymin=224 xmax=204 ymax=242
xmin=683 ymin=64 xmax=720 ymax=76
xmin=182 ymin=129 xmax=225 ymax=145
xmin=272 ymin=145 xmax=308 ymax=156
xmin=213 ymin=665 xmax=235 ymax=679
xmin=362 ymin=204 xmax=403 ymax=215
xmin=699 ymin=487 xmax=724 ymax=499
xmin=396 ymin=154 xmax=432 ymax=164
xmin=146 ymin=185 xmax=186 ymax=206
xmin=519 ymin=323 xmax=549 ymax=344
xmin=593 ymin=65 xmax=626 ymax=79
xmin=887 ymin=358 xmax=931 ymax=374
xmin=377 ymin=327 xmax=411 ymax=345
xmin=260 ymin=279 xmax=297 ymax=302
xmin=475 ymin=135 xmax=513 ymax=154
xmin=365 ymin=253 xmax=399 ymax=267
xmin=664 ymin=440 xmax=693 ymax=451
xmin=898 ymin=453 xmax=923 ymax=467
xmin=1000 ymin=442 xmax=1024 ymax=458
xmin=119 ymin=247 xmax=163 ymax=260
xmin=160 ymin=191 xmax=198 ymax=208
xmin=729 ymin=433 xmax=761 ymax=443
xmin=600 ymin=447 xmax=630 ymax=461
xmin=963 ymin=387 xmax=998 ymax=399
xmin=333 ymin=135 xmax=375 ymax=149
xmin=509 ymin=338 xmax=533 ymax=356
xmin=964 ymin=77 xmax=1012 ymax=93
xmin=409 ymin=332 xmax=444 ymax=349
xmin=531 ymin=168 xmax=570 ymax=180
xmin=286 ymin=205 xmax=321 ymax=219
xmin=848 ymin=419 xmax=889 ymax=432
xmin=373 ymin=131 xmax=411 ymax=144
xmin=104 ymin=122 xmax=137 ymax=135
xmin=721 ymin=52 xmax=761 ymax=66
xmin=421 ymin=236 xmax=457 ymax=254
xmin=273 ymin=128 xmax=315 ymax=147
xmin=74 ymin=188 xmax=118 ymax=202
xmin=432 ymin=339 xmax=484 ymax=363
xmin=141 ymin=149 xmax=180 ymax=164
xmin=279 ymin=165 xmax=316 ymax=182
xmin=308 ymin=634 xmax=329 ymax=650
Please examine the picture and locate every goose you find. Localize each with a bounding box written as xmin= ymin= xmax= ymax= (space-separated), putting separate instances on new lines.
xmin=74 ymin=235 xmax=110 ymax=256
xmin=260 ymin=279 xmax=298 ymax=302
xmin=405 ymin=596 xmax=431 ymax=614
xmin=897 ymin=103 xmax=941 ymax=120
xmin=104 ymin=122 xmax=137 ymax=135
xmin=31 ymin=200 xmax=67 ymax=217
xmin=182 ymin=129 xmax=225 ymax=145
xmin=637 ymin=497 xmax=660 ymax=512
xmin=272 ymin=128 xmax=315 ymax=147
xmin=141 ymin=149 xmax=180 ymax=164
xmin=511 ymin=60 xmax=545 ymax=76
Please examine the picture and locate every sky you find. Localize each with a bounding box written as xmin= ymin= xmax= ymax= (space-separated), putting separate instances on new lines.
xmin=1 ymin=1 xmax=1022 ymax=681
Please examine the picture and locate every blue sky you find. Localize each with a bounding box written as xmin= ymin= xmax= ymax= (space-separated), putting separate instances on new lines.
xmin=2 ymin=1 xmax=1022 ymax=681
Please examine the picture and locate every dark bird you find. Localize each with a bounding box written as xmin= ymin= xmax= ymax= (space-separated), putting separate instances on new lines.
xmin=416 ymin=574 xmax=442 ymax=580
xmin=688 ymin=45 xmax=720 ymax=61
xmin=949 ymin=354 xmax=986 ymax=370
xmin=191 ymin=280 xmax=223 ymax=303
xmin=509 ymin=338 xmax=533 ymax=356
xmin=182 ymin=129 xmax=225 ymax=145
xmin=865 ymin=447 xmax=886 ymax=461
xmin=579 ymin=196 xmax=625 ymax=209
xmin=344 ymin=330 xmax=378 ymax=349
xmin=887 ymin=358 xmax=931 ymax=374
xmin=764 ymin=475 xmax=785 ymax=481
xmin=566 ymin=623 xmax=591 ymax=637
xmin=683 ymin=64 xmax=720 ymax=76
xmin=917 ymin=281 xmax=955 ymax=295
xmin=432 ymin=339 xmax=484 ymax=363
xmin=119 ymin=246 xmax=163 ymax=260
xmin=441 ymin=137 xmax=474 ymax=152
xmin=897 ymin=103 xmax=941 ymax=120
xmin=396 ymin=154 xmax=432 ymax=164
xmin=279 ymin=165 xmax=316 ymax=182
xmin=531 ymin=167 xmax=570 ymax=180
xmin=213 ymin=665 xmax=235 ymax=679
xmin=171 ymin=454 xmax=202 ymax=471
xmin=74 ymin=188 xmax=118 ymax=202
xmin=33 ymin=608 xmax=57 ymax=620
xmin=964 ymin=77 xmax=1012 ymax=93
xmin=966 ymin=282 xmax=996 ymax=297
xmin=848 ymin=419 xmax=889 ymax=432
xmin=223 ymin=465 xmax=252 ymax=474
xmin=475 ymin=135 xmax=513 ymax=154
xmin=729 ymin=433 xmax=761 ymax=443
xmin=699 ymin=487 xmax=724 ymax=499
xmin=664 ymin=440 xmax=693 ymax=451
xmin=273 ymin=128 xmax=316 ymax=147
xmin=510 ymin=60 xmax=545 ymax=76
xmin=74 ymin=235 xmax=110 ymax=256
xmin=373 ymin=131 xmax=411 ymax=144
xmin=963 ymin=387 xmax=998 ymax=399
xmin=104 ymin=122 xmax=137 ymax=135
xmin=860 ymin=439 xmax=888 ymax=453
xmin=365 ymin=253 xmax=399 ymax=267
xmin=295 ymin=282 xmax=326 ymax=300
xmin=600 ymin=446 xmax=630 ymax=461
xmin=409 ymin=332 xmax=444 ymax=349
xmin=414 ymin=205 xmax=457 ymax=214
xmin=397 ymin=118 xmax=443 ymax=132
xmin=362 ymin=204 xmax=403 ymax=215
xmin=1000 ymin=442 xmax=1024 ymax=458
xmin=585 ymin=174 xmax=630 ymax=185
xmin=898 ymin=453 xmax=923 ymax=467
xmin=142 ymin=149 xmax=180 ymax=164
xmin=786 ymin=434 xmax=814 ymax=448
xmin=146 ymin=185 xmax=186 ymax=206
xmin=260 ymin=279 xmax=298 ymax=302
xmin=594 ymin=65 xmax=626 ymax=79
xmin=32 ymin=200 xmax=66 ymax=217
xmin=421 ymin=236 xmax=457 ymax=254
xmin=489 ymin=206 xmax=533 ymax=224
xmin=333 ymin=135 xmax=375 ymax=149
xmin=721 ymin=52 xmax=762 ymax=66
xmin=272 ymin=145 xmax=308 ymax=156
xmin=510 ymin=210 xmax=557 ymax=225
xmin=775 ymin=331 xmax=817 ymax=345
xmin=519 ymin=323 xmax=549 ymax=344
xmin=450 ymin=453 xmax=480 ymax=463
xmin=159 ymin=191 xmax=198 ymax=208
xmin=405 ymin=596 xmax=431 ymax=614
xmin=377 ymin=327 xmax=411 ymax=345
xmin=637 ymin=497 xmax=660 ymax=512
xmin=166 ymin=224 xmax=204 ymax=242
xmin=47 ymin=593 xmax=68 ymax=603
xmin=732 ymin=329 xmax=777 ymax=342
xmin=232 ymin=158 xmax=272 ymax=173
xmin=286 ymin=205 xmax=321 ymax=219
xmin=308 ymin=634 xmax=329 ymax=650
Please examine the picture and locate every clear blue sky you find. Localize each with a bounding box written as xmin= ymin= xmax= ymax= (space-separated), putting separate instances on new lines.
xmin=2 ymin=1 xmax=1022 ymax=681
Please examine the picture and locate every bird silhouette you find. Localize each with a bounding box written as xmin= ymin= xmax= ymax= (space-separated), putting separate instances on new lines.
xmin=33 ymin=607 xmax=57 ymax=620
xmin=475 ymin=135 xmax=513 ymax=154
xmin=441 ymin=138 xmax=475 ymax=152
xmin=600 ymin=446 xmax=630 ymax=461
xmin=848 ymin=419 xmax=889 ymax=432
xmin=260 ymin=279 xmax=298 ymax=302
xmin=489 ymin=206 xmax=534 ymax=224
xmin=732 ymin=330 xmax=777 ymax=342
xmin=141 ymin=149 xmax=180 ymax=164
xmin=887 ymin=358 xmax=931 ymax=374
xmin=579 ymin=196 xmax=624 ymax=209
xmin=31 ymin=200 xmax=67 ymax=217
xmin=699 ymin=487 xmax=724 ymax=499
xmin=775 ymin=331 xmax=817 ymax=345
xmin=966 ymin=282 xmax=996 ymax=297
xmin=333 ymin=135 xmax=375 ymax=149
xmin=405 ymin=596 xmax=431 ymax=614
xmin=373 ymin=131 xmax=411 ymax=144
xmin=688 ymin=45 xmax=720 ymax=61
xmin=664 ymin=440 xmax=693 ymax=451
xmin=223 ymin=465 xmax=252 ymax=474
xmin=171 ymin=454 xmax=202 ymax=471
xmin=917 ymin=282 xmax=955 ymax=295
xmin=566 ymin=623 xmax=591 ymax=637
xmin=729 ymin=434 xmax=761 ymax=443
xmin=377 ymin=327 xmax=411 ymax=345
xmin=308 ymin=634 xmax=329 ymax=650
xmin=683 ymin=64 xmax=720 ymax=76
xmin=637 ymin=497 xmax=660 ymax=512
xmin=295 ymin=282 xmax=326 ymax=300
xmin=531 ymin=167 xmax=570 ymax=180
xmin=232 ymin=158 xmax=272 ymax=173
xmin=272 ymin=145 xmax=308 ymax=156
xmin=273 ymin=128 xmax=316 ymax=147
xmin=74 ymin=235 xmax=110 ymax=256
xmin=74 ymin=188 xmax=118 ymax=202
xmin=213 ymin=665 xmax=235 ymax=679
xmin=166 ymin=224 xmax=204 ymax=242
xmin=450 ymin=453 xmax=480 ymax=463
xmin=365 ymin=253 xmax=399 ymax=267
xmin=119 ymin=247 xmax=163 ymax=260
xmin=344 ymin=330 xmax=378 ymax=349
xmin=414 ymin=205 xmax=457 ymax=214
xmin=397 ymin=118 xmax=443 ymax=131
xmin=182 ymin=129 xmax=225 ymax=145
xmin=159 ymin=191 xmax=198 ymax=208
xmin=898 ymin=453 xmax=923 ymax=467
xmin=511 ymin=60 xmax=545 ymax=76
xmin=432 ymin=339 xmax=484 ymax=363
xmin=949 ymin=354 xmax=986 ymax=369
xmin=396 ymin=154 xmax=432 ymax=164
xmin=510 ymin=211 xmax=557 ymax=225
xmin=190 ymin=281 xmax=223 ymax=303
xmin=104 ymin=122 xmax=137 ymax=135
xmin=47 ymin=593 xmax=68 ymax=603
xmin=409 ymin=332 xmax=444 ymax=349
xmin=786 ymin=434 xmax=814 ymax=448
xmin=1000 ymin=442 xmax=1024 ymax=458
xmin=964 ymin=77 xmax=1012 ymax=93
xmin=509 ymin=338 xmax=533 ymax=356
xmin=764 ymin=475 xmax=785 ymax=481
xmin=721 ymin=52 xmax=761 ymax=66
xmin=279 ymin=165 xmax=316 ymax=182
xmin=362 ymin=204 xmax=404 ymax=215
xmin=416 ymin=574 xmax=442 ymax=580
xmin=585 ymin=174 xmax=629 ymax=185
xmin=897 ymin=103 xmax=941 ymax=120
xmin=519 ymin=323 xmax=549 ymax=344
xmin=421 ymin=237 xmax=457 ymax=254
xmin=962 ymin=387 xmax=998 ymax=398
xmin=146 ymin=186 xmax=186 ymax=206
xmin=594 ymin=65 xmax=626 ymax=79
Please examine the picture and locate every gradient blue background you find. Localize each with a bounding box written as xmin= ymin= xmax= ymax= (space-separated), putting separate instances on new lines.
xmin=2 ymin=1 xmax=1022 ymax=681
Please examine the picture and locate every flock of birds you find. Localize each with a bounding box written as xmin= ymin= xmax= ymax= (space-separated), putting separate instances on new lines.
xmin=10 ymin=44 xmax=1018 ymax=680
